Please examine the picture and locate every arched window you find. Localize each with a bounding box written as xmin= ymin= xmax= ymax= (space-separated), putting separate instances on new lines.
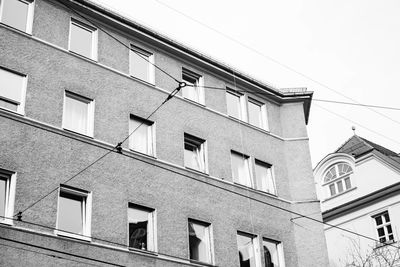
xmin=323 ymin=162 xmax=353 ymax=197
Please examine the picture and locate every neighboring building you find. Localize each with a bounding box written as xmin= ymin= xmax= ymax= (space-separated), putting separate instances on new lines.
xmin=0 ymin=0 xmax=329 ymax=266
xmin=314 ymin=134 xmax=400 ymax=266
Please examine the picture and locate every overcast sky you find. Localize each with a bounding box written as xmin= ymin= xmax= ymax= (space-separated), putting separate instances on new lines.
xmin=93 ymin=0 xmax=400 ymax=166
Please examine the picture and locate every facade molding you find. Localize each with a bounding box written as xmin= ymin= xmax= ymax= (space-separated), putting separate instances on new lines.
xmin=322 ymin=181 xmax=400 ymax=222
xmin=0 ymin=23 xmax=310 ymax=141
xmin=0 ymin=109 xmax=301 ymax=205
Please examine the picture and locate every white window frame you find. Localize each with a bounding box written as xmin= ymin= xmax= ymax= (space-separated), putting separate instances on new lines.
xmin=0 ymin=66 xmax=27 ymax=115
xmin=55 ymin=185 xmax=92 ymax=241
xmin=0 ymin=169 xmax=16 ymax=225
xmin=184 ymin=133 xmax=207 ymax=173
xmin=254 ymin=160 xmax=276 ymax=195
xmin=231 ymin=151 xmax=253 ymax=188
xmin=68 ymin=18 xmax=98 ymax=60
xmin=248 ymin=98 xmax=268 ymax=131
xmin=187 ymin=219 xmax=214 ymax=264
xmin=262 ymin=238 xmax=285 ymax=267
xmin=127 ymin=203 xmax=157 ymax=252
xmin=237 ymin=232 xmax=261 ymax=267
xmin=62 ymin=91 xmax=95 ymax=137
xmin=323 ymin=163 xmax=353 ymax=198
xmin=372 ymin=211 xmax=395 ymax=245
xmin=0 ymin=0 xmax=35 ymax=34
xmin=182 ymin=68 xmax=204 ymax=105
xmin=129 ymin=115 xmax=156 ymax=157
xmin=226 ymin=89 xmax=246 ymax=121
xmin=129 ymin=44 xmax=155 ymax=84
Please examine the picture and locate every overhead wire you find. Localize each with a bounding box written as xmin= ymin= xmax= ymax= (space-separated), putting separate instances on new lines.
xmin=314 ymin=103 xmax=400 ymax=146
xmin=16 ymin=84 xmax=184 ymax=216
xmin=188 ymin=84 xmax=400 ymax=111
xmin=0 ymin=242 xmax=102 ymax=267
xmin=15 ymin=0 xmax=188 ymax=217
xmin=8 ymin=0 xmax=399 ymax=256
xmin=0 ymin=215 xmax=213 ymax=264
xmin=0 ymin=236 xmax=125 ymax=267
xmin=153 ymin=0 xmax=400 ymax=126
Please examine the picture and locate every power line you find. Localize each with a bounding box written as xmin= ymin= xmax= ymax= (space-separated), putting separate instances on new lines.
xmin=0 ymin=242 xmax=102 ymax=267
xmin=313 ymin=99 xmax=400 ymax=111
xmin=314 ymin=103 xmax=400 ymax=146
xmin=192 ymin=84 xmax=400 ymax=111
xmin=16 ymin=84 xmax=184 ymax=216
xmin=153 ymin=0 xmax=400 ymax=126
xmin=7 ymin=0 xmax=396 ymax=252
xmin=0 ymin=215 xmax=207 ymax=263
xmin=16 ymin=0 xmax=191 ymax=217
xmin=0 ymin=236 xmax=125 ymax=266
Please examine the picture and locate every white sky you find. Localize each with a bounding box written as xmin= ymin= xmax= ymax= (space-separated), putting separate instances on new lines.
xmin=93 ymin=0 xmax=400 ymax=166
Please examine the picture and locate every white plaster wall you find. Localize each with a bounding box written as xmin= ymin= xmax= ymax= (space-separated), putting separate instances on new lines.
xmin=319 ymin=155 xmax=400 ymax=211
xmin=324 ymin=197 xmax=400 ymax=267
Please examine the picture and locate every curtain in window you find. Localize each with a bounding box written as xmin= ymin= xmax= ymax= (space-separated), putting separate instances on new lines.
xmin=129 ymin=119 xmax=149 ymax=154
xmin=64 ymin=96 xmax=88 ymax=134
xmin=188 ymin=222 xmax=209 ymax=262
xmin=1 ymin=0 xmax=29 ymax=32
xmin=0 ymin=69 xmax=24 ymax=104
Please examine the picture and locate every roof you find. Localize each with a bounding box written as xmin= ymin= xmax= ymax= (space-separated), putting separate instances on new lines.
xmin=334 ymin=135 xmax=400 ymax=168
xmin=67 ymin=0 xmax=313 ymax=123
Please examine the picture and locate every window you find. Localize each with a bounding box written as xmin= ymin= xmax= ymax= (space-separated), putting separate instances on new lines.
xmin=263 ymin=239 xmax=284 ymax=267
xmin=255 ymin=160 xmax=276 ymax=194
xmin=231 ymin=151 xmax=252 ymax=187
xmin=248 ymin=98 xmax=268 ymax=130
xmin=63 ymin=91 xmax=94 ymax=136
xmin=129 ymin=115 xmax=155 ymax=156
xmin=0 ymin=169 xmax=16 ymax=224
xmin=56 ymin=186 xmax=91 ymax=239
xmin=237 ymin=232 xmax=259 ymax=267
xmin=184 ymin=134 xmax=207 ymax=173
xmin=69 ymin=19 xmax=97 ymax=60
xmin=128 ymin=204 xmax=156 ymax=251
xmin=323 ymin=162 xmax=353 ymax=197
xmin=226 ymin=90 xmax=245 ymax=120
xmin=373 ymin=211 xmax=394 ymax=244
xmin=226 ymin=89 xmax=269 ymax=130
xmin=129 ymin=45 xmax=154 ymax=84
xmin=0 ymin=0 xmax=34 ymax=33
xmin=188 ymin=219 xmax=213 ymax=264
xmin=0 ymin=67 xmax=27 ymax=114
xmin=182 ymin=68 xmax=204 ymax=104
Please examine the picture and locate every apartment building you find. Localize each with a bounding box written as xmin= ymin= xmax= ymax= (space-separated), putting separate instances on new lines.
xmin=0 ymin=0 xmax=329 ymax=266
xmin=314 ymin=135 xmax=400 ymax=266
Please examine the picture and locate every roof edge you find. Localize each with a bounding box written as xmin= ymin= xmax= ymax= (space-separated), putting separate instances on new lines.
xmin=67 ymin=0 xmax=314 ymax=101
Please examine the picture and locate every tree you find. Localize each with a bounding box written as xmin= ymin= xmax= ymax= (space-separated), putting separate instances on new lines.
xmin=342 ymin=236 xmax=400 ymax=267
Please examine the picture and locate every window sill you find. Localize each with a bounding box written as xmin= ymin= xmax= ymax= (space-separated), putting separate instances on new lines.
xmin=185 ymin=166 xmax=209 ymax=175
xmin=374 ymin=240 xmax=396 ymax=249
xmin=62 ymin=128 xmax=94 ymax=139
xmin=322 ymin=187 xmax=357 ymax=202
xmin=68 ymin=50 xmax=97 ymax=62
xmin=128 ymin=247 xmax=158 ymax=256
xmin=189 ymin=259 xmax=215 ymax=267
xmin=129 ymin=75 xmax=155 ymax=87
xmin=55 ymin=230 xmax=91 ymax=242
xmin=0 ymin=22 xmax=32 ymax=36
xmin=129 ymin=149 xmax=157 ymax=159
xmin=233 ymin=182 xmax=277 ymax=196
xmin=183 ymin=97 xmax=206 ymax=107
xmin=0 ymin=106 xmax=24 ymax=116
xmin=0 ymin=219 xmax=13 ymax=226
xmin=227 ymin=115 xmax=270 ymax=133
